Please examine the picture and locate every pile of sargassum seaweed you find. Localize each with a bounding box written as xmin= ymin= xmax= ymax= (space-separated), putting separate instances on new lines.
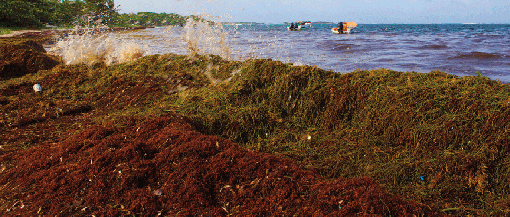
xmin=1 ymin=32 xmax=509 ymax=216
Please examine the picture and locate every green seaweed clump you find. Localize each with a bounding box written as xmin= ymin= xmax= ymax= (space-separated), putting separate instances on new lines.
xmin=171 ymin=59 xmax=510 ymax=215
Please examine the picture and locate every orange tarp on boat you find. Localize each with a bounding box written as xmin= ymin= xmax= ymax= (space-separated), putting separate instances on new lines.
xmin=345 ymin=21 xmax=357 ymax=27
xmin=342 ymin=21 xmax=357 ymax=32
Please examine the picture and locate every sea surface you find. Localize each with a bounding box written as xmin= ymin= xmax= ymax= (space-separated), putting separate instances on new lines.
xmin=109 ymin=24 xmax=510 ymax=82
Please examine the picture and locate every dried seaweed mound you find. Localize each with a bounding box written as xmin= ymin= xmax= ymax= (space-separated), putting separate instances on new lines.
xmin=0 ymin=39 xmax=60 ymax=80
xmin=0 ymin=114 xmax=432 ymax=216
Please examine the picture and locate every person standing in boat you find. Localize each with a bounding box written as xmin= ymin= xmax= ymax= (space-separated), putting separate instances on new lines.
xmin=337 ymin=22 xmax=344 ymax=33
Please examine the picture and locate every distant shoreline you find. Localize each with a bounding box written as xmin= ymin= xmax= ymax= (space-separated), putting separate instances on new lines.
xmin=0 ymin=27 xmax=147 ymax=38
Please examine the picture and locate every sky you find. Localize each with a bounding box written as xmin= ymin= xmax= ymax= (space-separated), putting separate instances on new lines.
xmin=115 ymin=0 xmax=510 ymax=24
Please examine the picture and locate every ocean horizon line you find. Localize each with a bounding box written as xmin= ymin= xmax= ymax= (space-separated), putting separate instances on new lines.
xmin=222 ymin=22 xmax=510 ymax=25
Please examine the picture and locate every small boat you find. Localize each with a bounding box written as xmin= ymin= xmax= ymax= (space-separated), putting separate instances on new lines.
xmin=332 ymin=21 xmax=357 ymax=34
xmin=287 ymin=21 xmax=312 ymax=31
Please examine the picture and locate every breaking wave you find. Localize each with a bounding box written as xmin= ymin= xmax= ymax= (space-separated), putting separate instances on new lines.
xmin=180 ymin=16 xmax=232 ymax=60
xmin=49 ymin=32 xmax=150 ymax=66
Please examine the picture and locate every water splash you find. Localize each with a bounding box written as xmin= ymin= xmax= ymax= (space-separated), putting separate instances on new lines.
xmin=180 ymin=15 xmax=232 ymax=60
xmin=49 ymin=30 xmax=150 ymax=66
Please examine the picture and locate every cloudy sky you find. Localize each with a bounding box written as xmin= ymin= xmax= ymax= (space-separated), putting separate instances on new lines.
xmin=115 ymin=0 xmax=510 ymax=24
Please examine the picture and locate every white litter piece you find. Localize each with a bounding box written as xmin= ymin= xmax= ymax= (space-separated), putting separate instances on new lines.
xmin=33 ymin=84 xmax=42 ymax=92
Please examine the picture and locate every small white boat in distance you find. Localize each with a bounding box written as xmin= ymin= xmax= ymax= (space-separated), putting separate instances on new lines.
xmin=332 ymin=21 xmax=357 ymax=34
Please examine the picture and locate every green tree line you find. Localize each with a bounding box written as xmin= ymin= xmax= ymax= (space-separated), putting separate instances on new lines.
xmin=116 ymin=12 xmax=191 ymax=27
xmin=0 ymin=0 xmax=189 ymax=28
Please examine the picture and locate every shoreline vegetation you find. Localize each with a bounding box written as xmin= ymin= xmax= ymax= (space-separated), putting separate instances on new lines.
xmin=1 ymin=30 xmax=510 ymax=216
xmin=1 ymin=0 xmax=196 ymax=37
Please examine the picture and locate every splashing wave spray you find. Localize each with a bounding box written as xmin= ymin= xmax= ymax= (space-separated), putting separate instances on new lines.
xmin=49 ymin=30 xmax=150 ymax=66
xmin=180 ymin=15 xmax=232 ymax=60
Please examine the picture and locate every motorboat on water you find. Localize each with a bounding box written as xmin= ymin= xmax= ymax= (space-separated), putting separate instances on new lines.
xmin=331 ymin=21 xmax=357 ymax=34
xmin=287 ymin=21 xmax=312 ymax=31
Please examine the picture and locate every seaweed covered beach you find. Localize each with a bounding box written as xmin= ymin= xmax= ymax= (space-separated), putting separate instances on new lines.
xmin=1 ymin=31 xmax=510 ymax=216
